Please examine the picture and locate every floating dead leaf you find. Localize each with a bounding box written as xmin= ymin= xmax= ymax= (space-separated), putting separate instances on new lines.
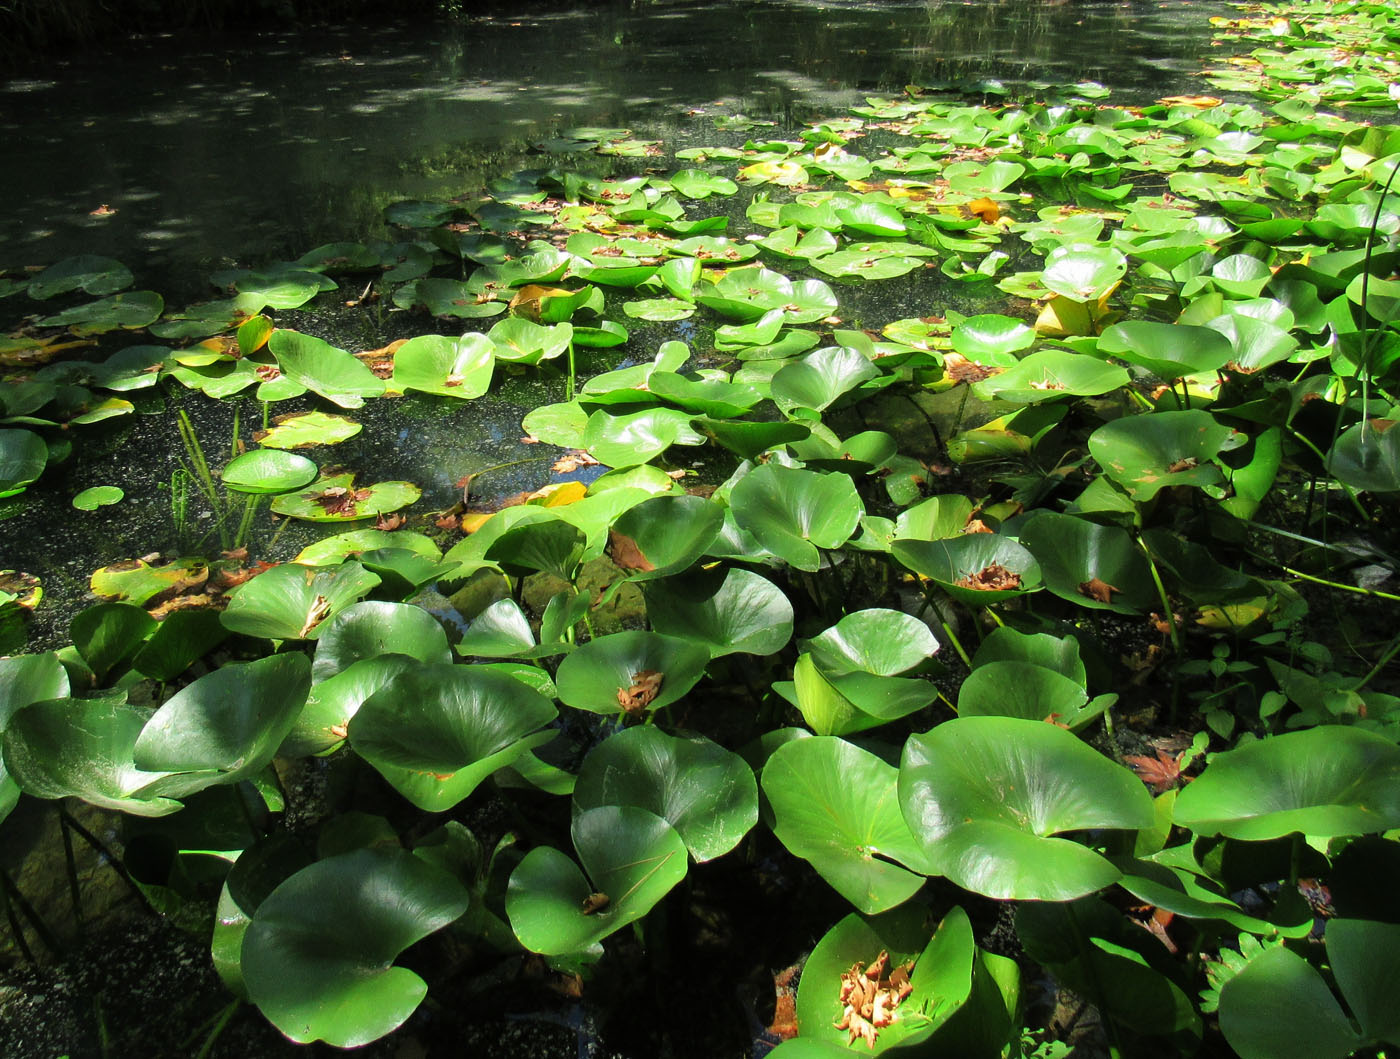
xmin=1165 ymin=457 xmax=1198 ymax=473
xmin=328 ymin=723 xmax=349 ymax=740
xmin=965 ymin=196 xmax=1000 ymax=223
xmin=88 ymin=204 xmax=118 ymax=217
xmin=552 ymin=449 xmax=600 ymax=474
xmin=608 ymin=530 xmax=655 ymax=573
xmin=954 ymin=563 xmax=1021 ymax=592
xmin=1124 ymin=749 xmax=1189 ymax=794
xmin=580 ymin=892 xmax=611 ymax=915
xmin=962 ymin=517 xmax=993 ymax=534
xmin=942 ymin=352 xmax=998 ymax=385
xmin=435 ymin=512 xmax=462 ymax=531
xmin=310 ymin=486 xmax=372 ymax=517
xmin=254 ymin=363 xmax=282 ymax=382
xmin=374 ymin=513 xmax=406 ymax=531
xmin=834 ymin=950 xmax=914 ymax=1050
xmin=1078 ymin=577 xmax=1121 ymax=603
xmin=148 ymin=593 xmax=216 ymax=620
xmin=0 ymin=570 xmax=42 ymax=610
xmin=616 ymin=669 xmax=663 ymax=715
xmin=1158 ymin=95 xmax=1223 ymax=108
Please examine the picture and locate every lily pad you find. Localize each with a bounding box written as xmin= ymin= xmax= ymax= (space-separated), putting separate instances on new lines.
xmin=311 ymin=601 xmax=451 ymax=681
xmin=1017 ymin=512 xmax=1158 ymax=614
xmin=729 ymin=465 xmax=863 ymax=571
xmin=1096 ymin=321 xmax=1234 ymax=382
xmin=762 ymin=736 xmax=931 ymax=913
xmin=220 ymin=561 xmax=381 ymax=640
xmin=72 ymin=485 xmax=124 ymax=510
xmin=554 ymin=631 xmax=710 ymax=715
xmin=607 ymin=494 xmax=723 ymax=579
xmin=0 ymin=429 xmax=48 ymax=497
xmin=221 ymin=450 xmax=318 ymax=495
xmin=507 ymin=805 xmax=688 ymax=956
xmin=1173 ymin=726 xmax=1400 ymax=841
xmin=253 ymin=411 xmax=362 ymax=449
xmin=271 ymin=472 xmax=420 ymax=522
xmin=573 ymin=727 xmax=757 ymax=862
xmin=642 ymin=566 xmax=793 ymax=658
xmin=899 ymin=717 xmax=1154 ymax=900
xmin=241 ymin=849 xmax=469 ymax=1047
xmin=37 ymin=291 xmax=164 ymax=334
xmin=390 ymin=333 xmax=495 ymax=399
xmin=28 ymin=255 xmax=133 ymax=300
xmin=349 ymin=663 xmax=557 ymax=812
xmin=1087 ymin=409 xmax=1244 ymax=500
xmin=267 ymin=330 xmax=385 ymax=409
xmin=891 ymin=534 xmax=1043 ymax=607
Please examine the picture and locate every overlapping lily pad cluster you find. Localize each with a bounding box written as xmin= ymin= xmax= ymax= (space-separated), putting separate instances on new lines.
xmin=2 ymin=2 xmax=1400 ymax=1055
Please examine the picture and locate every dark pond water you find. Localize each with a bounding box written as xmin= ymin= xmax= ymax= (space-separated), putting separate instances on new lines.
xmin=1 ymin=0 xmax=1230 ymax=646
xmin=4 ymin=0 xmax=1225 ymax=292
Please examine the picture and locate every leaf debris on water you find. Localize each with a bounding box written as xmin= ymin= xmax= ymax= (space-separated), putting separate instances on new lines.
xmin=616 ymin=669 xmax=663 ymax=714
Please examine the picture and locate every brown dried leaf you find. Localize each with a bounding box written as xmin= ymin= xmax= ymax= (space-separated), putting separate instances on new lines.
xmin=374 ymin=513 xmax=406 ymax=532
xmin=955 ymin=563 xmax=1021 ymax=592
xmin=616 ymin=669 xmax=663 ymax=714
xmin=608 ymin=530 xmax=655 ymax=573
xmin=1078 ymin=577 xmax=1121 ymax=603
xmin=833 ymin=950 xmax=915 ymax=1049
xmin=552 ymin=449 xmax=600 ymax=474
xmin=580 ymin=892 xmax=610 ymax=915
xmin=310 ymin=486 xmax=372 ymax=517
xmin=299 ymin=594 xmax=332 ymax=638
xmin=1123 ymin=749 xmax=1186 ymax=794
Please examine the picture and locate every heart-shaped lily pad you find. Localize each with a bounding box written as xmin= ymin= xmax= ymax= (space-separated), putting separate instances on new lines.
xmin=900 ymin=717 xmax=1154 ymax=900
xmin=349 ymin=663 xmax=558 ymax=812
xmin=607 ymin=494 xmax=723 ymax=579
xmin=311 ymin=601 xmax=451 ymax=681
xmin=390 ymin=333 xmax=494 ymax=399
xmin=241 ymin=848 xmax=469 ymax=1047
xmin=729 ymin=465 xmax=863 ymax=572
xmin=763 ymin=736 xmax=931 ymax=913
xmin=0 ymin=429 xmax=47 ymax=498
xmin=573 ymin=726 xmax=758 ymax=862
xmin=131 ymin=653 xmax=312 ymax=795
xmin=221 ymin=450 xmax=318 ymax=494
xmin=1088 ymin=409 xmax=1245 ymax=500
xmin=1173 ymin=726 xmax=1400 ymax=841
xmin=268 ymin=330 xmax=385 ymax=409
xmin=270 ymin=472 xmax=420 ymax=522
xmin=892 ymin=534 xmax=1043 ymax=607
xmin=1016 ymin=512 xmax=1157 ymax=614
xmin=220 ymin=561 xmax=381 ymax=640
xmin=642 ymin=566 xmax=793 ymax=658
xmin=507 ymin=805 xmax=688 ymax=956
xmin=554 ymin=631 xmax=710 ymax=715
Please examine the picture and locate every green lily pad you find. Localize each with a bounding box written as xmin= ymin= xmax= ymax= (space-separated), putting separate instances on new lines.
xmin=70 ymin=601 xmax=157 ymax=683
xmin=131 ymin=653 xmax=312 ymax=794
xmin=3 ymin=698 xmax=182 ymax=816
xmin=507 ymin=805 xmax=689 ymax=956
xmin=37 ymin=291 xmax=164 ymax=334
xmin=900 ymin=717 xmax=1154 ymax=900
xmin=72 ymin=485 xmax=124 ymax=510
xmin=1088 ymin=409 xmax=1245 ymax=500
xmin=763 ymin=736 xmax=931 ymax=913
xmin=1017 ymin=511 xmax=1158 ymax=614
xmin=270 ymin=472 xmax=420 ymax=522
xmin=1041 ymin=245 xmax=1127 ymax=302
xmin=0 ymin=429 xmax=48 ymax=497
xmin=607 ymin=495 xmax=723 ymax=579
xmin=1174 ymin=726 xmax=1400 ymax=841
xmin=241 ymin=849 xmax=469 ymax=1047
xmin=220 ymin=561 xmax=381 ymax=641
xmin=957 ymin=660 xmax=1111 ymax=731
xmin=28 ymin=255 xmax=133 ymax=300
xmin=771 ymin=345 xmax=879 ymax=414
xmin=952 ymin=314 xmax=1036 ymax=358
xmin=221 ymin=450 xmax=318 ymax=494
xmin=642 ymin=566 xmax=793 ymax=658
xmin=891 ymin=534 xmax=1043 ymax=607
xmin=283 ymin=655 xmax=418 ymax=758
xmin=1326 ymin=419 xmax=1400 ymax=493
xmin=1096 ymin=321 xmax=1235 ymax=382
xmin=729 ymin=465 xmax=863 ymax=572
xmin=294 ymin=529 xmax=441 ymax=566
xmin=311 ymin=601 xmax=451 ymax=682
xmin=582 ymin=407 xmax=705 ymax=468
xmin=349 ymin=663 xmax=557 ymax=812
xmin=972 ymin=349 xmax=1129 ymax=404
xmin=267 ymin=330 xmax=385 ymax=409
xmin=90 ymin=557 xmax=207 ymax=606
xmin=805 ymin=609 xmax=940 ymax=677
xmin=253 ymin=411 xmax=362 ymax=449
xmin=573 ymin=727 xmax=758 ymax=862
xmin=554 ymin=631 xmax=710 ymax=715
xmin=488 ymin=318 xmax=574 ymax=365
xmin=390 ymin=333 xmax=495 ymax=399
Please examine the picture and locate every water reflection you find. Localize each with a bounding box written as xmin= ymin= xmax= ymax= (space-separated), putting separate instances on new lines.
xmin=2 ymin=0 xmax=1224 ymax=293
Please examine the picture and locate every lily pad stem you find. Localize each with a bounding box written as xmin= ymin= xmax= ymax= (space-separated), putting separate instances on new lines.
xmin=59 ymin=804 xmax=156 ymax=912
xmin=1358 ymin=628 xmax=1400 ymax=691
xmin=1137 ymin=536 xmax=1182 ymax=656
xmin=59 ymin=806 xmax=83 ymax=923
xmin=0 ymin=866 xmax=61 ymax=956
xmin=193 ymin=999 xmax=240 ymax=1059
xmin=918 ymin=587 xmax=971 ymax=668
xmin=1279 ymin=565 xmax=1400 ymax=604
